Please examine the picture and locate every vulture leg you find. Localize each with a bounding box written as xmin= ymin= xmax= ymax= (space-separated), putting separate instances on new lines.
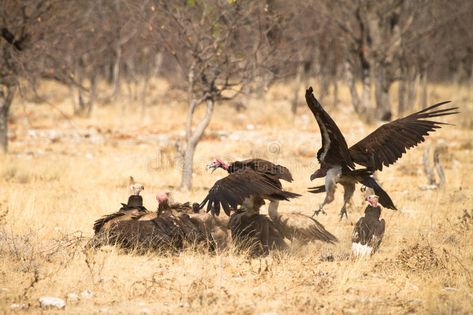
xmin=339 ymin=182 xmax=355 ymax=220
xmin=312 ymin=166 xmax=340 ymax=217
xmin=267 ymin=200 xmax=279 ymax=219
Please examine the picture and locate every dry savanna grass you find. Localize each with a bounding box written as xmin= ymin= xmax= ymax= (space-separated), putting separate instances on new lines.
xmin=1 ymin=80 xmax=473 ymax=314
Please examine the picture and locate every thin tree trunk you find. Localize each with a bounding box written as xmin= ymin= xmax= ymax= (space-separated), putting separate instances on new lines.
xmin=345 ymin=60 xmax=372 ymax=122
xmin=180 ymin=98 xmax=215 ymax=190
xmin=406 ymin=70 xmax=418 ymax=111
xmin=374 ymin=65 xmax=392 ymax=121
xmin=420 ymin=71 xmax=428 ymax=109
xmin=0 ymin=86 xmax=16 ymax=154
xmin=111 ymin=44 xmax=122 ymax=99
xmin=290 ymin=61 xmax=304 ymax=117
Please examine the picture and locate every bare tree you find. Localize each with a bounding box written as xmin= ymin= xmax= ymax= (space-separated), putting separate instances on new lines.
xmin=151 ymin=1 xmax=283 ymax=189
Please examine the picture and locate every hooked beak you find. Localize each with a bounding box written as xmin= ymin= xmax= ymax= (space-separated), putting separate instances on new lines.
xmin=206 ymin=164 xmax=218 ymax=173
xmin=310 ymin=168 xmax=327 ymax=181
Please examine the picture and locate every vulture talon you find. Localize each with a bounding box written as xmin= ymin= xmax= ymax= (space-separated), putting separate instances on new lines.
xmin=339 ymin=207 xmax=348 ymax=220
xmin=312 ymin=207 xmax=326 ymax=217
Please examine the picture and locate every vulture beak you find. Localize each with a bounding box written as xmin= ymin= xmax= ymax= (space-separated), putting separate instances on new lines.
xmin=310 ymin=168 xmax=327 ymax=181
xmin=366 ymin=195 xmax=379 ymax=207
xmin=206 ymin=163 xmax=218 ymax=173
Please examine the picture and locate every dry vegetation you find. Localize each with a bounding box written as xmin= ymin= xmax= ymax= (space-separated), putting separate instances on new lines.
xmin=1 ymin=81 xmax=472 ymax=314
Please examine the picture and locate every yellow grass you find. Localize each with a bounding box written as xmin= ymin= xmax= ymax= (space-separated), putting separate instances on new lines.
xmin=1 ymin=79 xmax=473 ymax=314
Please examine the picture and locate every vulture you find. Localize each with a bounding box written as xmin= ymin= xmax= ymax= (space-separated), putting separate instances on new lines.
xmin=204 ymin=159 xmax=299 ymax=216
xmin=93 ymin=184 xmax=148 ymax=235
xmin=228 ymin=196 xmax=287 ymax=256
xmin=207 ymin=158 xmax=293 ymax=215
xmin=91 ymin=190 xmax=209 ymax=252
xmin=352 ymin=195 xmax=385 ymax=256
xmin=305 ymin=86 xmax=458 ymax=218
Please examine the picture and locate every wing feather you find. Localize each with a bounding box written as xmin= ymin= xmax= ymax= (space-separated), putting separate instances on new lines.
xmin=350 ymin=101 xmax=458 ymax=170
xmin=305 ymin=87 xmax=354 ymax=168
xmin=199 ymin=169 xmax=301 ymax=216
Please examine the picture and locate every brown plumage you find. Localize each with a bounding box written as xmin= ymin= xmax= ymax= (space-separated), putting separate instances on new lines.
xmin=348 ymin=101 xmax=458 ymax=171
xmin=352 ymin=203 xmax=385 ymax=256
xmin=188 ymin=212 xmax=230 ymax=251
xmin=269 ymin=211 xmax=338 ymax=244
xmin=199 ymin=168 xmax=300 ymax=216
xmin=93 ymin=196 xmax=149 ymax=235
xmin=229 ymin=205 xmax=287 ymax=256
xmin=305 ymin=87 xmax=458 ymax=218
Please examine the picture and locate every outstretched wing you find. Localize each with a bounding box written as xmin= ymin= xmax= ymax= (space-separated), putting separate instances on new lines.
xmin=305 ymin=87 xmax=354 ymax=168
xmin=93 ymin=208 xmax=145 ymax=234
xmin=275 ymin=212 xmax=338 ymax=244
xmin=230 ymin=159 xmax=294 ymax=182
xmin=199 ymin=169 xmax=301 ymax=216
xmin=349 ymin=101 xmax=458 ymax=171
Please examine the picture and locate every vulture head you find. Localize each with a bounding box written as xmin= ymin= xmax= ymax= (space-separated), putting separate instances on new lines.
xmin=130 ymin=183 xmax=144 ymax=195
xmin=310 ymin=164 xmax=328 ymax=181
xmin=207 ymin=158 xmax=229 ymax=172
xmin=366 ymin=195 xmax=379 ymax=208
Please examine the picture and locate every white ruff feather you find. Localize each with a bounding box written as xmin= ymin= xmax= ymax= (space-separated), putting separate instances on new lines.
xmin=352 ymin=242 xmax=373 ymax=257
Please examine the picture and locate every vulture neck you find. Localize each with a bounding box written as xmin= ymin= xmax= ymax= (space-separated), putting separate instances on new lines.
xmin=157 ymin=200 xmax=170 ymax=215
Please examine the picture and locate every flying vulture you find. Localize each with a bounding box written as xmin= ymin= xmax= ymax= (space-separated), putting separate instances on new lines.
xmin=305 ymin=87 xmax=458 ymax=218
xmin=207 ymin=159 xmax=294 ymax=215
xmin=352 ymin=195 xmax=385 ymax=256
xmin=200 ymin=166 xmax=300 ymax=216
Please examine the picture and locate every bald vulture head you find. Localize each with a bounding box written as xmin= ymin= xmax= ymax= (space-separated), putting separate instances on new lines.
xmin=207 ymin=158 xmax=229 ymax=172
xmin=130 ymin=183 xmax=144 ymax=196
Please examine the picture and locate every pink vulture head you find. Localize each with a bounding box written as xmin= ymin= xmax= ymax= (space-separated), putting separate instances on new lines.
xmin=156 ymin=191 xmax=170 ymax=204
xmin=366 ymin=195 xmax=379 ymax=208
xmin=206 ymin=158 xmax=229 ymax=173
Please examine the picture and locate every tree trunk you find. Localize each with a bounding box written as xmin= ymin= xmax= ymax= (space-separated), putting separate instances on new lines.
xmin=111 ymin=44 xmax=122 ymax=99
xmin=374 ymin=65 xmax=392 ymax=121
xmin=0 ymin=86 xmax=16 ymax=154
xmin=419 ymin=71 xmax=428 ymax=109
xmin=290 ymin=61 xmax=304 ymax=117
xmin=345 ymin=60 xmax=372 ymax=122
xmin=180 ymin=98 xmax=215 ymax=190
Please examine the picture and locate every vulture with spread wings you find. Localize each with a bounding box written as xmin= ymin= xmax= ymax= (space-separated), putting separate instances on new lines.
xmin=199 ymin=167 xmax=300 ymax=216
xmin=207 ymin=158 xmax=294 ymax=214
xmin=305 ymin=86 xmax=458 ymax=218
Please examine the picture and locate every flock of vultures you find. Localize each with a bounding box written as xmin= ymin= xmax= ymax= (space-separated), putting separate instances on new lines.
xmin=89 ymin=87 xmax=458 ymax=257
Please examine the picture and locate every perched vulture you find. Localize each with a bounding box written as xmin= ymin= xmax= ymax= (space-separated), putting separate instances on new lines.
xmin=200 ymin=167 xmax=300 ymax=216
xmin=305 ymin=87 xmax=458 ymax=218
xmin=207 ymin=158 xmax=294 ymax=214
xmin=352 ymin=195 xmax=385 ymax=256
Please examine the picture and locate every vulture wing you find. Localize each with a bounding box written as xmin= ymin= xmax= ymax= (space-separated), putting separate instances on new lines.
xmin=230 ymin=159 xmax=294 ymax=182
xmin=349 ymin=101 xmax=458 ymax=171
xmin=199 ymin=169 xmax=301 ymax=216
xmin=273 ymin=212 xmax=338 ymax=244
xmin=305 ymin=87 xmax=355 ymax=168
xmin=93 ymin=208 xmax=147 ymax=234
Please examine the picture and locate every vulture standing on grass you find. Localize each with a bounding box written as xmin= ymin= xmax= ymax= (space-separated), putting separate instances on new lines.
xmin=305 ymin=87 xmax=458 ymax=219
xmin=207 ymin=158 xmax=294 ymax=215
xmin=352 ymin=195 xmax=385 ymax=256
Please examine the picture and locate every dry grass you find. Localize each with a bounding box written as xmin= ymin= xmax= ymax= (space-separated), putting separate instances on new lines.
xmin=1 ymin=79 xmax=473 ymax=314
